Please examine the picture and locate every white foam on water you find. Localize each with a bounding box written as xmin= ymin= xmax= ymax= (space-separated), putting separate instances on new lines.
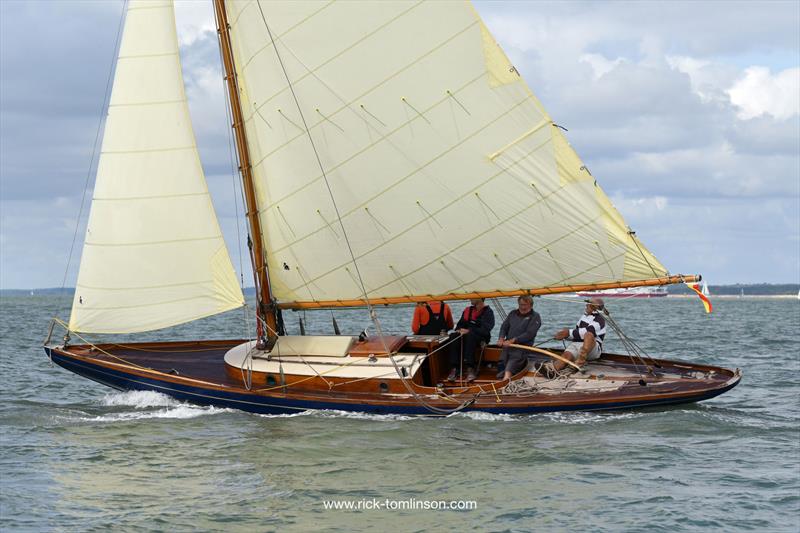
xmin=101 ymin=390 xmax=179 ymax=408
xmin=254 ymin=410 xmax=313 ymax=419
xmin=261 ymin=409 xmax=416 ymax=421
xmin=538 ymin=411 xmax=645 ymax=424
xmin=451 ymin=411 xmax=517 ymax=422
xmin=80 ymin=405 xmax=231 ymax=423
xmin=63 ymin=390 xmax=235 ymax=423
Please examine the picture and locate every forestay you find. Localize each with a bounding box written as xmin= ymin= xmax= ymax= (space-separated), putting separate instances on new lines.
xmin=225 ymin=0 xmax=667 ymax=306
xmin=69 ymin=0 xmax=244 ymax=334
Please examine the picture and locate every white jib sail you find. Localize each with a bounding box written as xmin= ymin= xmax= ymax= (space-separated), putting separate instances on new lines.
xmin=225 ymin=0 xmax=667 ymax=305
xmin=69 ymin=0 xmax=244 ymax=334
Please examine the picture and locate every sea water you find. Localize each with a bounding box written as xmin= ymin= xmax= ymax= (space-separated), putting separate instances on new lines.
xmin=1 ymin=295 xmax=798 ymax=532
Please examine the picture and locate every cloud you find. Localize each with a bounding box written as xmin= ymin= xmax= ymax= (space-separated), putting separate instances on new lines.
xmin=1 ymin=1 xmax=798 ymax=288
xmin=728 ymin=66 xmax=800 ymax=120
xmin=174 ymin=1 xmax=216 ymax=47
xmin=666 ymin=55 xmax=739 ymax=104
xmin=610 ymin=194 xmax=669 ymax=219
xmin=580 ymin=54 xmax=625 ymax=81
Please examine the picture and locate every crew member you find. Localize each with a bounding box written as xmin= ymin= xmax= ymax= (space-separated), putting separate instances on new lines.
xmin=411 ymin=301 xmax=454 ymax=335
xmin=497 ymin=295 xmax=541 ymax=380
xmin=447 ymin=298 xmax=495 ymax=382
xmin=547 ymin=297 xmax=606 ymax=376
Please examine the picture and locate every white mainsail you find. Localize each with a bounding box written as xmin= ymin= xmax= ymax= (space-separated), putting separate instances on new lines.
xmin=224 ymin=0 xmax=667 ymax=306
xmin=69 ymin=0 xmax=244 ymax=334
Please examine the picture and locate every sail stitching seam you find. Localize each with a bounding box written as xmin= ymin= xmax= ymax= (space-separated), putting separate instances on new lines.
xmin=102 ymin=146 xmax=196 ymax=155
xmin=242 ymin=0 xmax=417 ymax=75
xmin=229 ymin=0 xmax=333 ymax=40
xmin=254 ymin=0 xmax=378 ymax=320
xmin=281 ymin=122 xmax=553 ymax=290
xmin=117 ymin=53 xmax=177 ymax=59
xmin=127 ymin=5 xmax=170 ymax=12
xmin=266 ymin=86 xmax=531 ymax=256
xmin=243 ymin=0 xmax=441 ymax=119
xmin=92 ymin=192 xmax=210 ymax=202
xmin=108 ymin=99 xmax=184 ymax=108
xmin=75 ymin=280 xmax=215 ymax=291
xmin=69 ymin=300 xmax=242 ymax=334
xmin=71 ymin=294 xmax=233 ymax=312
xmin=85 ymin=235 xmax=223 ymax=247
xmin=555 ymin=250 xmax=628 ymax=286
xmin=254 ymin=69 xmax=487 ymax=213
xmin=244 ymin=20 xmax=481 ymax=170
xmin=362 ymin=214 xmax=603 ymax=298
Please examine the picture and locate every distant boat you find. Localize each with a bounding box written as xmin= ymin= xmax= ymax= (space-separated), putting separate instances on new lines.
xmin=701 ymin=281 xmax=710 ymax=297
xmin=577 ymin=286 xmax=668 ymax=298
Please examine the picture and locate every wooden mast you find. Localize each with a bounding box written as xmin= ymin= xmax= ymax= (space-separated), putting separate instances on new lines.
xmin=213 ymin=0 xmax=278 ymax=340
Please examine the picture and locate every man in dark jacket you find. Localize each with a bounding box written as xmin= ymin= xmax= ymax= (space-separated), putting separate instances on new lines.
xmin=497 ymin=295 xmax=541 ymax=380
xmin=447 ymin=298 xmax=495 ymax=382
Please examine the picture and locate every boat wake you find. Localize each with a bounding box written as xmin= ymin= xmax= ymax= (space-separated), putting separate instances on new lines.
xmin=452 ymin=411 xmax=646 ymax=424
xmin=253 ymin=409 xmax=650 ymax=423
xmin=451 ymin=411 xmax=518 ymax=422
xmin=256 ymin=409 xmax=416 ymax=421
xmin=101 ymin=390 xmax=181 ymax=408
xmin=75 ymin=391 xmax=232 ymax=423
xmin=538 ymin=411 xmax=647 ymax=424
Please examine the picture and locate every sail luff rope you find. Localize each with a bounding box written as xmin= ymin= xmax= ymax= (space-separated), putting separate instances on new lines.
xmin=51 ymin=0 xmax=128 ymax=331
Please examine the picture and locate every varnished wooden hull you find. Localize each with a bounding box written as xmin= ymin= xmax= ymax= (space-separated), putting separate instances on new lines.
xmin=44 ymin=340 xmax=741 ymax=416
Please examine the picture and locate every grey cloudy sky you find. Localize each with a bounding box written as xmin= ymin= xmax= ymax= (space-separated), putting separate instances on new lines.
xmin=1 ymin=0 xmax=798 ymax=289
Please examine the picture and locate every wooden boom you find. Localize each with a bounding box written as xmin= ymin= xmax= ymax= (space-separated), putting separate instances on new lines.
xmin=277 ymin=274 xmax=700 ymax=310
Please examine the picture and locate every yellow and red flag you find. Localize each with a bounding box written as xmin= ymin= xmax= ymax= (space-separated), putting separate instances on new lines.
xmin=686 ymin=283 xmax=713 ymax=313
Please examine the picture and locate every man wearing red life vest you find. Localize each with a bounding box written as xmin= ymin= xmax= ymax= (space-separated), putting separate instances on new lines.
xmin=446 ymin=298 xmax=495 ymax=382
xmin=411 ymin=301 xmax=454 ymax=335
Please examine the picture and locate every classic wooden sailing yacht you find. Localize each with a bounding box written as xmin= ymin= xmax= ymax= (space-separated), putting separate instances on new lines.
xmin=45 ymin=0 xmax=740 ymax=415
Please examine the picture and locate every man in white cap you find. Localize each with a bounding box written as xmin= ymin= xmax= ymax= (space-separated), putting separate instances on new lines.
xmin=546 ymin=297 xmax=606 ymax=376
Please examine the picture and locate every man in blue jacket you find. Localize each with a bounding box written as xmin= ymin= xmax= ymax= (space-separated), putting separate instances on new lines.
xmin=446 ymin=298 xmax=495 ymax=382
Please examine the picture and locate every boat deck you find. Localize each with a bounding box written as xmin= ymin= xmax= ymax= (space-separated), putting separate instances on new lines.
xmin=46 ymin=338 xmax=741 ymax=415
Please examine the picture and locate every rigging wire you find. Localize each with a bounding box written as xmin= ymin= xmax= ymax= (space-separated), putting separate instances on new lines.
xmin=254 ymin=2 xmax=374 ymax=320
xmin=50 ymin=0 xmax=128 ymax=329
xmin=250 ymin=3 xmax=499 ymax=413
xmin=212 ymin=3 xmax=258 ymax=341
